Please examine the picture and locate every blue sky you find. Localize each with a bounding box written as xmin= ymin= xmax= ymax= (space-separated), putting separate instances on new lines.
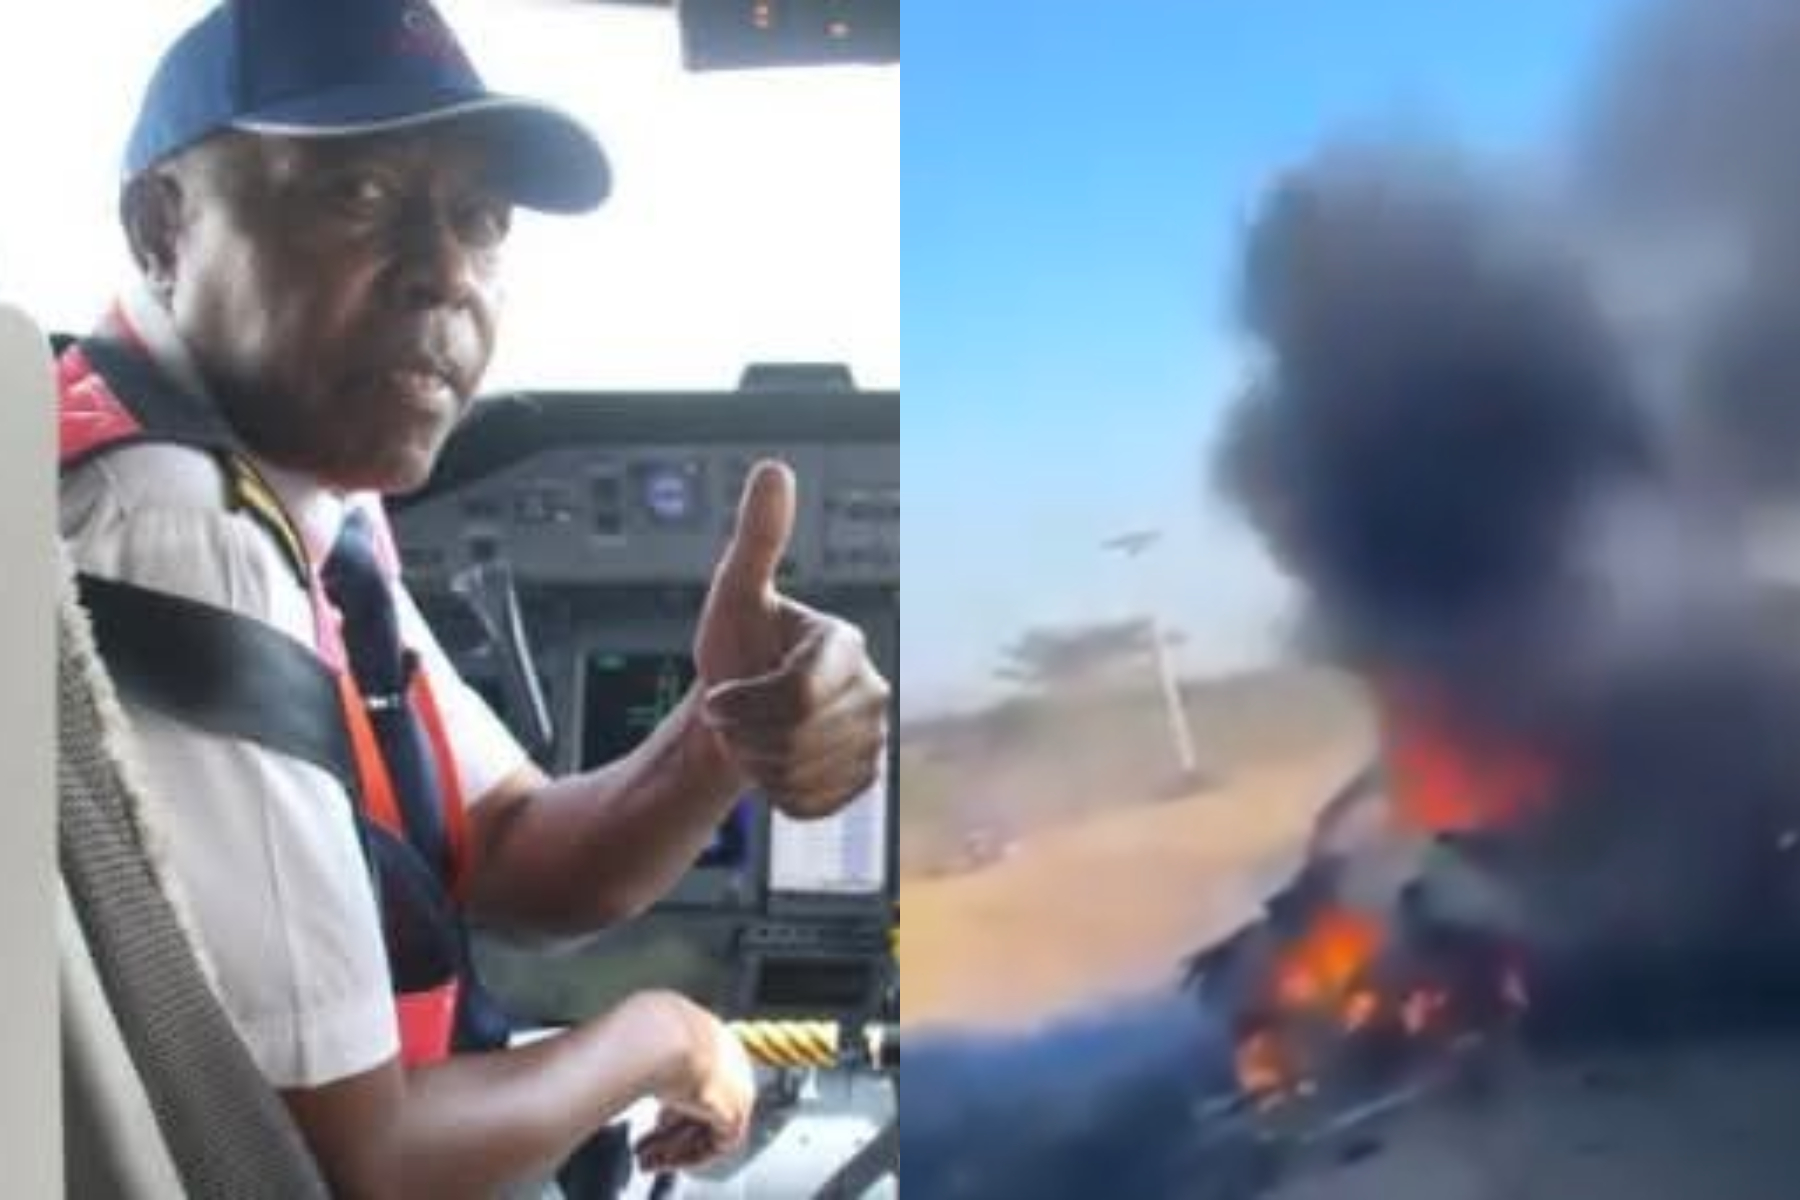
xmin=901 ymin=0 xmax=1639 ymax=716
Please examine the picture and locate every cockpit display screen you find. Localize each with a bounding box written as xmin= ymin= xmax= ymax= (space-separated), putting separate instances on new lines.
xmin=580 ymin=651 xmax=750 ymax=869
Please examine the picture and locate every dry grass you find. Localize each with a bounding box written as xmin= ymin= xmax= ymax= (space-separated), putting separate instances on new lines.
xmin=899 ymin=667 xmax=1371 ymax=1030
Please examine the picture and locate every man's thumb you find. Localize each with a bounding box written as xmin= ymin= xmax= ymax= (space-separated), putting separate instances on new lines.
xmin=712 ymin=459 xmax=796 ymax=603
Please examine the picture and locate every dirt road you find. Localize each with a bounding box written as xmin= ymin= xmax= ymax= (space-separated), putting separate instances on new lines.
xmin=899 ymin=741 xmax=1369 ymax=1030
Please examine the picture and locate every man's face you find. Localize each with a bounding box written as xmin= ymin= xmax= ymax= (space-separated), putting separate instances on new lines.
xmin=148 ymin=126 xmax=512 ymax=493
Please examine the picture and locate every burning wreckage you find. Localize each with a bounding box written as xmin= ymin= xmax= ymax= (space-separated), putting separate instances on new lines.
xmin=907 ymin=729 xmax=1800 ymax=1200
xmin=906 ymin=2 xmax=1800 ymax=1189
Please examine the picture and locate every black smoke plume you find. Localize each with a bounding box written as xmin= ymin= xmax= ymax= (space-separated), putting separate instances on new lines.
xmin=1580 ymin=0 xmax=1800 ymax=496
xmin=1213 ymin=139 xmax=1672 ymax=730
xmin=1211 ymin=126 xmax=1800 ymax=1015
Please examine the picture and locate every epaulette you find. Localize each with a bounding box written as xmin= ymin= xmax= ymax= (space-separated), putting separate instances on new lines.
xmin=217 ymin=451 xmax=312 ymax=593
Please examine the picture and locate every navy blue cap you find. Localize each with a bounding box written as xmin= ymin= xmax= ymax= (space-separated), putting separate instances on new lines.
xmin=125 ymin=0 xmax=610 ymax=213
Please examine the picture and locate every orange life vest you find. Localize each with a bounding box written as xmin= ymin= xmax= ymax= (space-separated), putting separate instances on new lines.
xmin=58 ymin=321 xmax=476 ymax=1067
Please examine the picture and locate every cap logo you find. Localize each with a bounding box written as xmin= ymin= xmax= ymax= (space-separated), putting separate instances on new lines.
xmin=394 ymin=2 xmax=473 ymax=72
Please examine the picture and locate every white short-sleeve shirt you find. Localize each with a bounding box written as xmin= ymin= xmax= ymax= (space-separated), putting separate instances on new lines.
xmin=60 ymin=440 xmax=531 ymax=1089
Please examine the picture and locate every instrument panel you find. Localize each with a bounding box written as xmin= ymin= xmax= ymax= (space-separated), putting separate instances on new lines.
xmin=393 ymin=391 xmax=898 ymax=591
xmin=390 ymin=380 xmax=899 ymax=1032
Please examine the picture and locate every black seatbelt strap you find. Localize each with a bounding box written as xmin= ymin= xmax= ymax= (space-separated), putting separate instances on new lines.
xmin=76 ymin=573 xmax=359 ymax=797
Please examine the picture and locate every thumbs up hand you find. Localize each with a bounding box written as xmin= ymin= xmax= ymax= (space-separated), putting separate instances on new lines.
xmin=693 ymin=461 xmax=890 ymax=820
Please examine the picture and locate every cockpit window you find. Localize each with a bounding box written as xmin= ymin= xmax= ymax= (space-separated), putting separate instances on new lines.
xmin=0 ymin=0 xmax=898 ymax=393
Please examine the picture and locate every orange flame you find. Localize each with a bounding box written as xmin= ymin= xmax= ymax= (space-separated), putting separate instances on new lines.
xmin=1378 ymin=685 xmax=1556 ymax=834
xmin=1342 ymin=990 xmax=1381 ymax=1032
xmin=1235 ymin=1030 xmax=1290 ymax=1098
xmin=1235 ymin=905 xmax=1389 ymax=1096
xmin=1272 ymin=907 xmax=1385 ymax=1011
xmin=1229 ymin=686 xmax=1551 ymax=1100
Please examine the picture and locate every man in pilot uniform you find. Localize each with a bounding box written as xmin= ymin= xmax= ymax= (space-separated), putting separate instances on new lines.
xmin=58 ymin=0 xmax=891 ymax=1195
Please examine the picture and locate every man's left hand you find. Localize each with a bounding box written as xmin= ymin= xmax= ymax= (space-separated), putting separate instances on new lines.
xmin=693 ymin=460 xmax=890 ymax=819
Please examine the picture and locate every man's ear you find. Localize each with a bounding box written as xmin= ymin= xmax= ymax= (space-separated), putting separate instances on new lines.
xmin=119 ymin=170 xmax=185 ymax=303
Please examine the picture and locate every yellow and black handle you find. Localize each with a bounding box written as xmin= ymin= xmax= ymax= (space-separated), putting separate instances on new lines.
xmin=728 ymin=1019 xmax=899 ymax=1072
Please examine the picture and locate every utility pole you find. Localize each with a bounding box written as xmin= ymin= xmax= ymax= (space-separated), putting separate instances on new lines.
xmin=1101 ymin=529 xmax=1201 ymax=783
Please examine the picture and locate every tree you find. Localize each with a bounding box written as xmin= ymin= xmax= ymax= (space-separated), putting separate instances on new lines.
xmin=992 ymin=617 xmax=1157 ymax=693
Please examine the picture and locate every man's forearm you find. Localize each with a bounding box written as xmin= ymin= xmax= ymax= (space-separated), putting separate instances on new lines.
xmin=464 ymin=686 xmax=747 ymax=934
xmin=285 ymin=993 xmax=684 ymax=1200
